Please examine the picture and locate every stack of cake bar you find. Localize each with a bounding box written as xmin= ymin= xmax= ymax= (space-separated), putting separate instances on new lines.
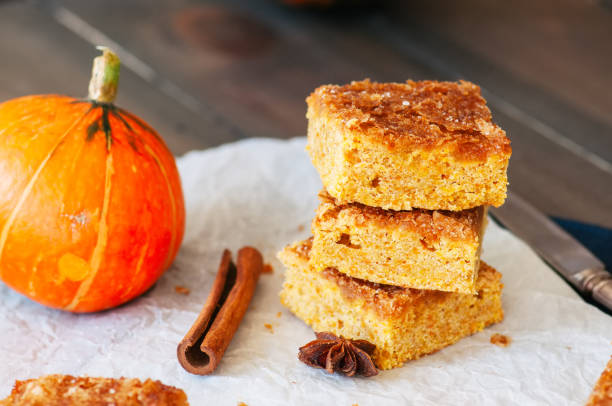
xmin=279 ymin=80 xmax=512 ymax=370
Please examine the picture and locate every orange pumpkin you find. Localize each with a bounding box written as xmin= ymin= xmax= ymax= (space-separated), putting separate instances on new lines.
xmin=0 ymin=47 xmax=185 ymax=312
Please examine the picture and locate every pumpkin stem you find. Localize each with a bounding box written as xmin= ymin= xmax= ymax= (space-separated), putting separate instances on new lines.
xmin=87 ymin=46 xmax=120 ymax=104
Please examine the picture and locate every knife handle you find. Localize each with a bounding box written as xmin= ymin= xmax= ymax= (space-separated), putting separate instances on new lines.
xmin=578 ymin=268 xmax=612 ymax=312
xmin=592 ymin=278 xmax=612 ymax=313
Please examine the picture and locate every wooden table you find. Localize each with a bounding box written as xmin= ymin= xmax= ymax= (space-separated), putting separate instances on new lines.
xmin=1 ymin=0 xmax=611 ymax=226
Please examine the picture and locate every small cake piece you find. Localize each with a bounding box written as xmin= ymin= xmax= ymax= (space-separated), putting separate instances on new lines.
xmin=587 ymin=356 xmax=612 ymax=405
xmin=311 ymin=190 xmax=487 ymax=293
xmin=279 ymin=239 xmax=503 ymax=370
xmin=0 ymin=375 xmax=189 ymax=406
xmin=306 ymin=79 xmax=511 ymax=211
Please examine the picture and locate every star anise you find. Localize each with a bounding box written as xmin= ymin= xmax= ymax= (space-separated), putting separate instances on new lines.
xmin=298 ymin=332 xmax=378 ymax=377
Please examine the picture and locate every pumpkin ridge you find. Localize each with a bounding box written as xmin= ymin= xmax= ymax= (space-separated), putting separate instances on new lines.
xmin=109 ymin=109 xmax=141 ymax=152
xmin=82 ymin=104 xmax=127 ymax=152
xmin=143 ymin=144 xmax=178 ymax=270
xmin=0 ymin=106 xmax=95 ymax=276
xmin=83 ymin=103 xmax=138 ymax=152
xmin=116 ymin=108 xmax=164 ymax=144
xmin=64 ymin=152 xmax=114 ymax=311
xmin=102 ymin=105 xmax=112 ymax=151
xmin=86 ymin=120 xmax=99 ymax=141
xmin=122 ymin=238 xmax=151 ymax=303
xmin=65 ymin=124 xmax=95 ymax=186
xmin=109 ymin=105 xmax=133 ymax=131
xmin=64 ymin=108 xmax=104 ymax=181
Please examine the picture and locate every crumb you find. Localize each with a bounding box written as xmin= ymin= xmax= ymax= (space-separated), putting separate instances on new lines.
xmin=290 ymin=381 xmax=296 ymax=384
xmin=264 ymin=323 xmax=274 ymax=333
xmin=263 ymin=263 xmax=274 ymax=274
xmin=566 ymin=346 xmax=572 ymax=350
xmin=298 ymin=224 xmax=305 ymax=232
xmin=276 ymin=311 xmax=282 ymax=318
xmin=490 ymin=333 xmax=511 ymax=347
xmin=174 ymin=286 xmax=190 ymax=295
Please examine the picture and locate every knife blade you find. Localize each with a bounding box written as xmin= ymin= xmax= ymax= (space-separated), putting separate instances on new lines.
xmin=490 ymin=191 xmax=612 ymax=312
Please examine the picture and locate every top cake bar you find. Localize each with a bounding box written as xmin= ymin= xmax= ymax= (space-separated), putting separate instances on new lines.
xmin=306 ymin=79 xmax=511 ymax=211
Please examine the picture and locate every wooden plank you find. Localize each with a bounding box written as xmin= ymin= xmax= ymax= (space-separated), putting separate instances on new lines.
xmin=14 ymin=0 xmax=612 ymax=226
xmin=51 ymin=0 xmax=437 ymax=140
xmin=0 ymin=1 xmax=236 ymax=155
xmin=386 ymin=0 xmax=612 ymax=128
xmin=495 ymin=106 xmax=612 ymax=228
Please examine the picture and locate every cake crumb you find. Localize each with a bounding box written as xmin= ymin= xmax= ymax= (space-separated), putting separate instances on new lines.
xmin=276 ymin=311 xmax=282 ymax=318
xmin=264 ymin=323 xmax=274 ymax=333
xmin=298 ymin=224 xmax=305 ymax=232
xmin=490 ymin=333 xmax=511 ymax=347
xmin=263 ymin=263 xmax=274 ymax=274
xmin=174 ymin=286 xmax=190 ymax=295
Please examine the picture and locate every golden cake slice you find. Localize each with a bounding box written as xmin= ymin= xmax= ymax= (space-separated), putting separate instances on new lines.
xmin=311 ymin=190 xmax=487 ymax=293
xmin=0 ymin=375 xmax=189 ymax=406
xmin=279 ymin=239 xmax=504 ymax=370
xmin=587 ymin=356 xmax=612 ymax=405
xmin=306 ymin=79 xmax=511 ymax=211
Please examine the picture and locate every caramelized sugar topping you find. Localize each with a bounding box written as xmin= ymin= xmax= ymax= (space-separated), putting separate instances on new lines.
xmin=317 ymin=190 xmax=484 ymax=243
xmin=320 ymin=262 xmax=500 ymax=318
xmin=308 ymin=79 xmax=511 ymax=160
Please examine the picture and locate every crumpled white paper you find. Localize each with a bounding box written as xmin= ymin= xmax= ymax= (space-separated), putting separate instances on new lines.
xmin=1 ymin=137 xmax=610 ymax=405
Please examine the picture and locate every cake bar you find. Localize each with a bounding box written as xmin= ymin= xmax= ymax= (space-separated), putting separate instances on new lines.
xmin=306 ymin=79 xmax=511 ymax=211
xmin=279 ymin=239 xmax=504 ymax=370
xmin=0 ymin=375 xmax=189 ymax=406
xmin=311 ymin=190 xmax=486 ymax=293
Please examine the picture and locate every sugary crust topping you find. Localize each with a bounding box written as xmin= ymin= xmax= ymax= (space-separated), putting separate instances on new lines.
xmin=282 ymin=239 xmax=501 ymax=318
xmin=316 ymin=190 xmax=485 ymax=243
xmin=307 ymin=79 xmax=511 ymax=161
xmin=1 ymin=375 xmax=188 ymax=405
xmin=321 ymin=261 xmax=500 ymax=318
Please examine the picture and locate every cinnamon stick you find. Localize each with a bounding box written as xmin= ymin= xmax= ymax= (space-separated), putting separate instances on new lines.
xmin=177 ymin=247 xmax=263 ymax=375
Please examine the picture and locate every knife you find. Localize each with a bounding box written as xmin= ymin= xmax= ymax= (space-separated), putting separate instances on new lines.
xmin=490 ymin=191 xmax=612 ymax=313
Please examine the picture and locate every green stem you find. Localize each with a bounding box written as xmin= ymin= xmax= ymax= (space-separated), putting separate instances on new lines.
xmin=87 ymin=46 xmax=120 ymax=103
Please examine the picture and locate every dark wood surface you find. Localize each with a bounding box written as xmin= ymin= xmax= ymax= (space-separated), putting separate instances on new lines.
xmin=1 ymin=0 xmax=611 ymax=226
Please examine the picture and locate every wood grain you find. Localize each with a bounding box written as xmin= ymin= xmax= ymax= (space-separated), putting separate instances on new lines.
xmin=0 ymin=0 xmax=610 ymax=226
xmin=0 ymin=1 xmax=230 ymax=154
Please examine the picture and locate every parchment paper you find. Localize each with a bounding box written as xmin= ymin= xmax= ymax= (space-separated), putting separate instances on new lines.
xmin=1 ymin=137 xmax=610 ymax=405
